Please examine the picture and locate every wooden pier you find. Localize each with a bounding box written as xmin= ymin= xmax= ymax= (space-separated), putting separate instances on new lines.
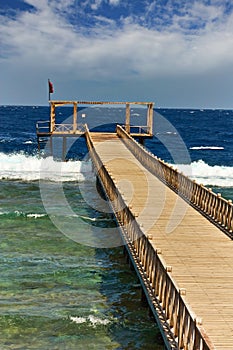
xmin=36 ymin=100 xmax=154 ymax=157
xmin=37 ymin=101 xmax=233 ymax=350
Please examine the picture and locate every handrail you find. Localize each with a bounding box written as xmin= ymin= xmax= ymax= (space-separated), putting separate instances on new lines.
xmin=54 ymin=124 xmax=73 ymax=132
xmin=36 ymin=120 xmax=50 ymax=133
xmin=36 ymin=121 xmax=86 ymax=134
xmin=36 ymin=123 xmax=86 ymax=134
xmin=116 ymin=125 xmax=233 ymax=237
xmin=85 ymin=126 xmax=215 ymax=350
xmin=123 ymin=125 xmax=151 ymax=134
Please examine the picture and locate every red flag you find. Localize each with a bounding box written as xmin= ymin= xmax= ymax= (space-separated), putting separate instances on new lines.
xmin=48 ymin=80 xmax=54 ymax=93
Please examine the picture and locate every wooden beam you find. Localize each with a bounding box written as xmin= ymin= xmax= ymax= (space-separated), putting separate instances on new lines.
xmin=50 ymin=100 xmax=154 ymax=106
xmin=147 ymin=103 xmax=154 ymax=135
xmin=50 ymin=102 xmax=56 ymax=132
xmin=62 ymin=136 xmax=67 ymax=161
xmin=125 ymin=103 xmax=130 ymax=134
xmin=73 ymin=102 xmax=77 ymax=132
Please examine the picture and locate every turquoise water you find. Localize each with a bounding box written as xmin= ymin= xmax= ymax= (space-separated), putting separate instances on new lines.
xmin=0 ymin=180 xmax=163 ymax=349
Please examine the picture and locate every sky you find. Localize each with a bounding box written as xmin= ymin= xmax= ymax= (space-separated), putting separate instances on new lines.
xmin=1 ymin=0 xmax=233 ymax=108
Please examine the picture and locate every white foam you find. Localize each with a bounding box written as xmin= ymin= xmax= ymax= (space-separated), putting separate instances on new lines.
xmin=70 ymin=316 xmax=86 ymax=324
xmin=0 ymin=137 xmax=15 ymax=143
xmin=190 ymin=146 xmax=224 ymax=150
xmin=79 ymin=215 xmax=97 ymax=222
xmin=15 ymin=210 xmax=23 ymax=216
xmin=0 ymin=210 xmax=45 ymax=217
xmin=70 ymin=315 xmax=110 ymax=327
xmin=156 ymin=131 xmax=177 ymax=135
xmin=0 ymin=210 xmax=9 ymax=215
xmin=1 ymin=153 xmax=232 ymax=187
xmin=88 ymin=315 xmax=110 ymax=326
xmin=173 ymin=160 xmax=233 ymax=187
xmin=0 ymin=152 xmax=92 ymax=182
xmin=27 ymin=213 xmax=47 ymax=218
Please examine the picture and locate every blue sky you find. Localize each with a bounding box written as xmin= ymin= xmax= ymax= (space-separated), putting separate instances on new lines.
xmin=1 ymin=0 xmax=233 ymax=107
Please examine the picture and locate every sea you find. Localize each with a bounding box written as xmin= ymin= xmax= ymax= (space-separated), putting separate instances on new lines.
xmin=0 ymin=105 xmax=233 ymax=349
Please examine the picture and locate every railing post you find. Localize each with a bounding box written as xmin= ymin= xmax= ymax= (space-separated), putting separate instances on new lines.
xmin=147 ymin=103 xmax=154 ymax=135
xmin=73 ymin=102 xmax=78 ymax=132
xmin=227 ymin=200 xmax=233 ymax=232
xmin=50 ymin=102 xmax=56 ymax=132
xmin=125 ymin=103 xmax=130 ymax=134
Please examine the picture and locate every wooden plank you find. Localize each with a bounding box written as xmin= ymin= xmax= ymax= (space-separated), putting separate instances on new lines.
xmin=90 ymin=132 xmax=233 ymax=350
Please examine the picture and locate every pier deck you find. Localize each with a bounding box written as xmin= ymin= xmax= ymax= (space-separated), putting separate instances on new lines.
xmin=37 ymin=100 xmax=233 ymax=349
xmin=88 ymin=131 xmax=233 ymax=350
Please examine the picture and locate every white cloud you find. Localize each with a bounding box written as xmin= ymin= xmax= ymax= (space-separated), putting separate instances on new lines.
xmin=79 ymin=0 xmax=121 ymax=10
xmin=109 ymin=0 xmax=121 ymax=5
xmin=1 ymin=0 xmax=233 ymax=106
xmin=90 ymin=0 xmax=103 ymax=10
xmin=93 ymin=15 xmax=116 ymax=25
xmin=190 ymin=2 xmax=222 ymax=21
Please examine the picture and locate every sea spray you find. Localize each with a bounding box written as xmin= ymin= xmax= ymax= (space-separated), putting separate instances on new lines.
xmin=0 ymin=152 xmax=92 ymax=181
xmin=173 ymin=159 xmax=233 ymax=187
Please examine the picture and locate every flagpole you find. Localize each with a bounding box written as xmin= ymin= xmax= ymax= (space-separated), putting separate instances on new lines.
xmin=48 ymin=79 xmax=50 ymax=101
xmin=48 ymin=79 xmax=54 ymax=101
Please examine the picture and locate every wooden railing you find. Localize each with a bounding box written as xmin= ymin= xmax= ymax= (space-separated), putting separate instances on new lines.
xmin=117 ymin=125 xmax=233 ymax=237
xmin=123 ymin=125 xmax=151 ymax=134
xmin=122 ymin=227 xmax=214 ymax=350
xmin=54 ymin=124 xmax=73 ymax=132
xmin=54 ymin=123 xmax=86 ymax=133
xmin=36 ymin=121 xmax=86 ymax=134
xmin=36 ymin=120 xmax=50 ymax=134
xmin=85 ymin=125 xmax=215 ymax=350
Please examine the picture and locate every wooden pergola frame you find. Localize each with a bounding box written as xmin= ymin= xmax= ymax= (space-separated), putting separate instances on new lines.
xmin=49 ymin=100 xmax=154 ymax=136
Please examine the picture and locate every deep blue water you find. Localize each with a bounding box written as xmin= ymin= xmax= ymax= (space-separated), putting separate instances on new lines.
xmin=152 ymin=108 xmax=233 ymax=166
xmin=1 ymin=106 xmax=233 ymax=166
xmin=0 ymin=105 xmax=233 ymax=349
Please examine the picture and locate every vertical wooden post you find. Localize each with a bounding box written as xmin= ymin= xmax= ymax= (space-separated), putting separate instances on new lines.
xmin=50 ymin=102 xmax=56 ymax=132
xmin=37 ymin=136 xmax=40 ymax=153
xmin=62 ymin=136 xmax=67 ymax=161
xmin=147 ymin=103 xmax=154 ymax=135
xmin=73 ymin=102 xmax=78 ymax=133
xmin=125 ymin=103 xmax=130 ymax=134
xmin=141 ymin=288 xmax=147 ymax=304
xmin=138 ymin=137 xmax=144 ymax=145
xmin=49 ymin=136 xmax=53 ymax=156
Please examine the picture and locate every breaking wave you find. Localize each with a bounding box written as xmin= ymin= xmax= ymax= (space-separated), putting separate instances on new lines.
xmin=173 ymin=159 xmax=233 ymax=187
xmin=0 ymin=153 xmax=232 ymax=187
xmin=0 ymin=152 xmax=92 ymax=182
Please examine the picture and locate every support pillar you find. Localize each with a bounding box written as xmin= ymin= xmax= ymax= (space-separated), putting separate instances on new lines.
xmin=37 ymin=136 xmax=40 ymax=153
xmin=49 ymin=136 xmax=53 ymax=156
xmin=138 ymin=137 xmax=144 ymax=145
xmin=62 ymin=136 xmax=67 ymax=161
xmin=141 ymin=288 xmax=147 ymax=303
